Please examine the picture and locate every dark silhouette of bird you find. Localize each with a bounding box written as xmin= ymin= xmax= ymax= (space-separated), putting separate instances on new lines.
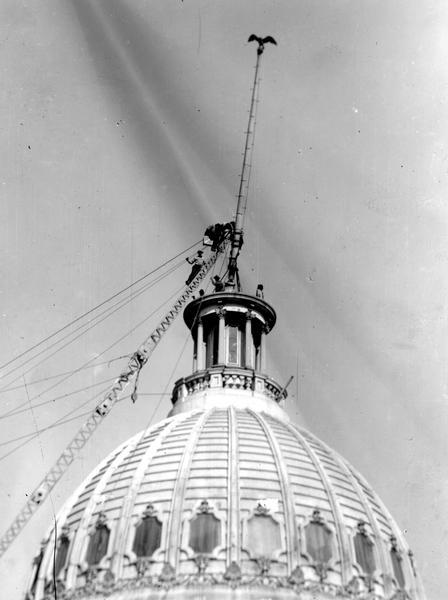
xmin=248 ymin=34 xmax=277 ymax=54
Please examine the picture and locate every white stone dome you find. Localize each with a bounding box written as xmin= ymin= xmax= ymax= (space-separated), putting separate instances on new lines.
xmin=27 ymin=397 xmax=423 ymax=599
xmin=26 ymin=293 xmax=425 ymax=600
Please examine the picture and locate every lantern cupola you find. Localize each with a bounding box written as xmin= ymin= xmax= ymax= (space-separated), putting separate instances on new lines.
xmin=171 ymin=289 xmax=284 ymax=416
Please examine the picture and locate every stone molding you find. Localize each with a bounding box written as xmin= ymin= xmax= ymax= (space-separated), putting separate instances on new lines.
xmin=42 ymin=560 xmax=409 ymax=599
xmin=172 ymin=366 xmax=285 ymax=405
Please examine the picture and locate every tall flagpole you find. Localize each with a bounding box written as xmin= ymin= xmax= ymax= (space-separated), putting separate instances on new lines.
xmin=225 ymin=35 xmax=277 ymax=291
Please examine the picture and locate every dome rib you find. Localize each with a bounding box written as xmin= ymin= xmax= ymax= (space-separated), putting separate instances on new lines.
xmin=165 ymin=409 xmax=211 ymax=569
xmin=66 ymin=439 xmax=135 ymax=587
xmin=29 ymin=458 xmax=99 ymax=600
xmin=35 ymin=447 xmax=111 ymax=599
xmin=249 ymin=409 xmax=299 ymax=572
xmin=27 ymin=406 xmax=425 ymax=598
xmin=346 ymin=463 xmax=419 ymax=596
xmin=227 ymin=406 xmax=241 ymax=565
xmin=282 ymin=421 xmax=352 ymax=586
xmin=111 ymin=415 xmax=183 ymax=577
xmin=316 ymin=435 xmax=394 ymax=596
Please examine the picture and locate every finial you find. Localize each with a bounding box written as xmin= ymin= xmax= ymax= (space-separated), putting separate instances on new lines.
xmin=248 ymin=34 xmax=277 ymax=55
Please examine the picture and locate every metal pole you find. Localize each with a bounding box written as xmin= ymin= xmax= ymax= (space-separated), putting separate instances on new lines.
xmin=226 ymin=50 xmax=262 ymax=290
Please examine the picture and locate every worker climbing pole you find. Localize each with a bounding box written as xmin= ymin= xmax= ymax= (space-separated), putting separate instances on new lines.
xmin=225 ymin=34 xmax=277 ymax=291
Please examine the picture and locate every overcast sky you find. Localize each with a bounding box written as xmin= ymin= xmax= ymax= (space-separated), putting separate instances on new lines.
xmin=1 ymin=1 xmax=447 ymax=598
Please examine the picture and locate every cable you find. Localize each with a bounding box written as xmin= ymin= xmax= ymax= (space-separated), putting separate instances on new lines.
xmin=1 ymin=282 xmax=186 ymax=441
xmin=0 ymin=385 xmax=115 ymax=463
xmin=32 ymin=282 xmax=184 ymax=401
xmin=0 ymin=376 xmax=118 ymax=421
xmin=0 ymin=278 xmax=186 ymax=461
xmin=133 ymin=249 xmax=224 ymax=437
xmin=0 ymin=248 xmax=222 ymax=561
xmin=0 ymin=240 xmax=201 ymax=374
xmin=0 ymin=262 xmax=181 ymax=391
xmin=0 ymin=275 xmax=189 ymax=456
xmin=0 ymin=400 xmax=125 ymax=448
xmin=4 ymin=390 xmax=175 ymax=442
xmin=92 ymin=250 xmax=227 ymax=522
xmin=1 ymin=250 xmax=226 ymax=438
xmin=0 ymin=355 xmax=129 ymax=394
xmin=0 ymin=257 xmax=186 ymax=390
xmin=0 ymin=263 xmax=183 ymax=392
xmin=0 ymin=388 xmax=171 ymax=425
xmin=23 ymin=372 xmax=60 ymax=589
xmin=0 ymin=410 xmax=91 ymax=447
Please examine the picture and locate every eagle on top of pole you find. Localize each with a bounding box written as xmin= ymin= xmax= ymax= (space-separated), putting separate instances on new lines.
xmin=248 ymin=34 xmax=277 ymax=55
xmin=225 ymin=35 xmax=277 ymax=292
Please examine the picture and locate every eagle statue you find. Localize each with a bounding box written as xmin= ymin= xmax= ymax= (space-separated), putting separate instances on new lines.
xmin=248 ymin=34 xmax=277 ymax=55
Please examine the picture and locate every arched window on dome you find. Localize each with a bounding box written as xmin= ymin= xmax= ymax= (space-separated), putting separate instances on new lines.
xmin=85 ymin=512 xmax=110 ymax=567
xmin=189 ymin=500 xmax=221 ymax=554
xmin=133 ymin=504 xmax=162 ymax=558
xmin=304 ymin=509 xmax=333 ymax=564
xmin=54 ymin=526 xmax=71 ymax=578
xmin=390 ymin=536 xmax=406 ymax=589
xmin=244 ymin=502 xmax=282 ymax=558
xmin=353 ymin=522 xmax=376 ymax=576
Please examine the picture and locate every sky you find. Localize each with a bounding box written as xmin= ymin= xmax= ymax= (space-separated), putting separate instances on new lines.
xmin=1 ymin=1 xmax=447 ymax=598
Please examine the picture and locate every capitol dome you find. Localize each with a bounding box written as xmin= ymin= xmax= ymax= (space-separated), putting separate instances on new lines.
xmin=26 ymin=292 xmax=425 ymax=600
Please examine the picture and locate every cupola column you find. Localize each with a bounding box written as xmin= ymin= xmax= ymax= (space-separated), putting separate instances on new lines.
xmin=193 ymin=332 xmax=197 ymax=373
xmin=196 ymin=318 xmax=205 ymax=371
xmin=183 ymin=293 xmax=277 ymax=376
xmin=260 ymin=325 xmax=267 ymax=372
xmin=245 ymin=312 xmax=254 ymax=369
xmin=218 ymin=308 xmax=226 ymax=364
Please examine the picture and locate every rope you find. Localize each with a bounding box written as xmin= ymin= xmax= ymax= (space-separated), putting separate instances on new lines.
xmin=0 ymin=355 xmax=129 ymax=394
xmin=42 ymin=251 xmax=226 ymax=557
xmin=0 ymin=240 xmax=201 ymax=375
xmin=111 ymin=248 xmax=226 ymax=461
xmin=0 ymin=386 xmax=114 ymax=463
xmin=0 ymin=246 xmax=221 ymax=558
xmin=0 ymin=282 xmax=185 ymax=429
xmin=0 ymin=376 xmax=118 ymax=421
xmin=0 ymin=257 xmax=186 ymax=390
xmin=0 ymin=395 xmax=132 ymax=450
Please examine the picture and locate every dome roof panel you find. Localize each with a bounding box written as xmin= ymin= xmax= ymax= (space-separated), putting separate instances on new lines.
xmin=27 ymin=403 xmax=423 ymax=600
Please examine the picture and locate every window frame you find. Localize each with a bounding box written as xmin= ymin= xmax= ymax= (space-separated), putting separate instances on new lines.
xmin=183 ymin=499 xmax=225 ymax=559
xmin=84 ymin=513 xmax=110 ymax=568
xmin=132 ymin=504 xmax=163 ymax=559
xmin=242 ymin=501 xmax=285 ymax=562
xmin=301 ymin=509 xmax=335 ymax=573
xmin=353 ymin=522 xmax=377 ymax=578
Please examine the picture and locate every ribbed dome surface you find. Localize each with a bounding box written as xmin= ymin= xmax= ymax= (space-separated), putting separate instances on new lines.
xmin=28 ymin=401 xmax=423 ymax=600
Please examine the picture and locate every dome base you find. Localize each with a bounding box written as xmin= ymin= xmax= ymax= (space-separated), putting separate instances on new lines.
xmin=28 ymin=406 xmax=423 ymax=600
xmin=44 ymin=574 xmax=370 ymax=600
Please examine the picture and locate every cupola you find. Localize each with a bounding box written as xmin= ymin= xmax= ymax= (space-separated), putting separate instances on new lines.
xmin=184 ymin=291 xmax=276 ymax=372
xmin=171 ymin=290 xmax=286 ymax=416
